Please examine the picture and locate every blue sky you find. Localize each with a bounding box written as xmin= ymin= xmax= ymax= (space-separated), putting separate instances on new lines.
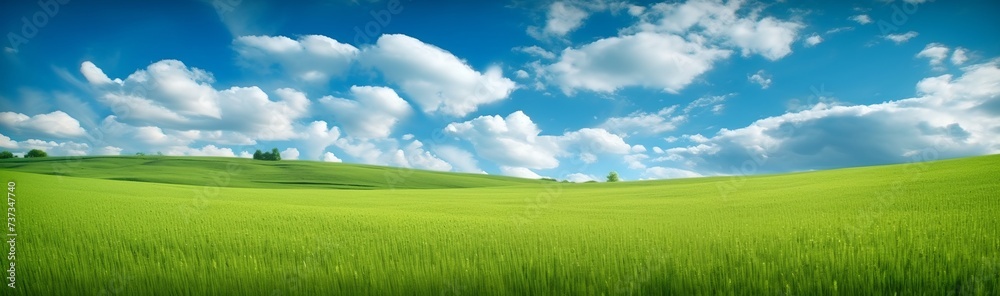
xmin=1 ymin=0 xmax=998 ymax=181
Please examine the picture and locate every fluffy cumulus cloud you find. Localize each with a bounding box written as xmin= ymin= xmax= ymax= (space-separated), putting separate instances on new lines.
xmin=97 ymin=115 xmax=269 ymax=156
xmin=98 ymin=116 xmax=195 ymax=148
xmin=81 ymin=60 xmax=311 ymax=140
xmin=565 ymin=172 xmax=598 ymax=182
xmin=527 ymin=0 xmax=629 ymax=40
xmin=331 ymin=137 xmax=453 ymax=172
xmin=322 ymin=152 xmax=342 ymax=162
xmin=515 ymin=45 xmax=556 ymax=59
xmin=433 ymin=145 xmax=485 ymax=174
xmin=319 ymin=86 xmax=410 ymax=139
xmin=360 ymin=34 xmax=517 ymax=117
xmin=884 ymin=31 xmax=919 ymax=44
xmin=161 ymin=145 xmax=240 ymax=157
xmin=541 ymin=1 xmax=589 ymax=37
xmin=17 ymin=139 xmax=90 ymax=156
xmin=632 ymin=0 xmax=803 ymax=60
xmin=445 ymin=111 xmax=560 ymax=169
xmin=601 ymin=106 xmax=686 ymax=136
xmin=399 ymin=140 xmax=453 ymax=172
xmin=445 ymin=111 xmax=631 ymax=170
xmin=298 ymin=121 xmax=342 ymax=161
xmin=95 ymin=146 xmax=123 ymax=156
xmin=917 ymin=43 xmax=950 ymax=69
xmin=234 ymin=35 xmax=359 ymax=82
xmin=642 ymin=166 xmax=702 ymax=179
xmin=543 ymin=0 xmax=800 ymax=95
xmin=280 ymin=147 xmax=300 ymax=160
xmin=0 ymin=134 xmax=18 ymax=149
xmin=850 ymin=14 xmax=872 ymax=25
xmin=0 ymin=111 xmax=86 ymax=138
xmin=748 ymin=70 xmax=772 ymax=89
xmin=547 ymin=32 xmax=732 ymax=94
xmin=81 ymin=64 xmax=344 ymax=160
xmin=951 ymin=48 xmax=968 ymax=65
xmin=655 ymin=60 xmax=1000 ymax=175
xmin=500 ymin=166 xmax=544 ymax=179
xmin=804 ymin=34 xmax=823 ymax=47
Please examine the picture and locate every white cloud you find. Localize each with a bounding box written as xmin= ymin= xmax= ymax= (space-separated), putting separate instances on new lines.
xmin=280 ymin=147 xmax=300 ymax=160
xmin=332 ymin=137 xmax=453 ymax=172
xmin=360 ymin=34 xmax=516 ymax=117
xmin=627 ymin=4 xmax=645 ymax=16
xmin=322 ymin=152 xmax=342 ymax=162
xmin=18 ymin=139 xmax=90 ymax=156
xmin=917 ymin=43 xmax=950 ymax=70
xmin=687 ymin=134 xmax=710 ymax=143
xmin=298 ymin=121 xmax=342 ymax=161
xmin=643 ymin=166 xmax=702 ymax=179
xmin=527 ymin=0 xmax=633 ymax=40
xmin=632 ymin=0 xmax=803 ymax=60
xmin=541 ymin=1 xmax=590 ymax=37
xmin=84 ymin=60 xmax=311 ymax=141
xmin=625 ymin=153 xmax=649 ymax=169
xmin=515 ymin=70 xmax=530 ymax=79
xmin=515 ymin=45 xmax=556 ymax=59
xmin=631 ymin=145 xmax=647 ymax=153
xmin=203 ymin=0 xmax=275 ymax=37
xmin=850 ymin=14 xmax=872 ymax=25
xmin=175 ymin=145 xmax=238 ymax=157
xmin=565 ymin=173 xmax=598 ymax=182
xmin=560 ymin=128 xmax=632 ymax=154
xmin=80 ymin=61 xmax=117 ymax=85
xmin=685 ymin=94 xmax=732 ymax=114
xmin=548 ymin=32 xmax=732 ymax=94
xmin=748 ymin=70 xmax=772 ymax=89
xmin=433 ymin=145 xmax=485 ymax=174
xmin=0 ymin=134 xmax=17 ymax=149
xmin=543 ymin=0 xmax=799 ymax=95
xmin=884 ymin=31 xmax=918 ymax=44
xmin=319 ymin=85 xmax=410 ymax=139
xmin=951 ymin=47 xmax=968 ymax=65
xmin=234 ymin=35 xmax=358 ymax=83
xmin=446 ymin=111 xmax=631 ymax=170
xmin=445 ymin=111 xmax=559 ymax=169
xmin=334 ymin=137 xmax=385 ymax=165
xmin=397 ymin=140 xmax=453 ymax=172
xmin=500 ymin=166 xmax=543 ymax=179
xmin=95 ymin=146 xmax=123 ymax=155
xmin=98 ymin=116 xmax=193 ymax=148
xmin=825 ymin=27 xmax=853 ymax=34
xmin=804 ymin=34 xmax=823 ymax=47
xmin=0 ymin=111 xmax=87 ymax=138
xmin=659 ymin=60 xmax=1000 ymax=175
xmin=711 ymin=104 xmax=725 ymax=114
xmin=600 ymin=105 xmax=686 ymax=136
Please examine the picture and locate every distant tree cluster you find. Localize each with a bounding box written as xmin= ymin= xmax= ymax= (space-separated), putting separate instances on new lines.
xmin=253 ymin=148 xmax=282 ymax=161
xmin=26 ymin=149 xmax=47 ymax=158
xmin=606 ymin=171 xmax=620 ymax=182
xmin=0 ymin=149 xmax=47 ymax=159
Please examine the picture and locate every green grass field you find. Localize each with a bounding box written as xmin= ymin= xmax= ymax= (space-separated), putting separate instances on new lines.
xmin=0 ymin=154 xmax=998 ymax=295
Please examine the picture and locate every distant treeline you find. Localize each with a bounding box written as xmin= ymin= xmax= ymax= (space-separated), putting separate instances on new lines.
xmin=253 ymin=148 xmax=282 ymax=161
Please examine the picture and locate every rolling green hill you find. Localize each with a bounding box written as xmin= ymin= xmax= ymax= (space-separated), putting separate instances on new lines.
xmin=0 ymin=154 xmax=997 ymax=295
xmin=0 ymin=156 xmax=541 ymax=189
